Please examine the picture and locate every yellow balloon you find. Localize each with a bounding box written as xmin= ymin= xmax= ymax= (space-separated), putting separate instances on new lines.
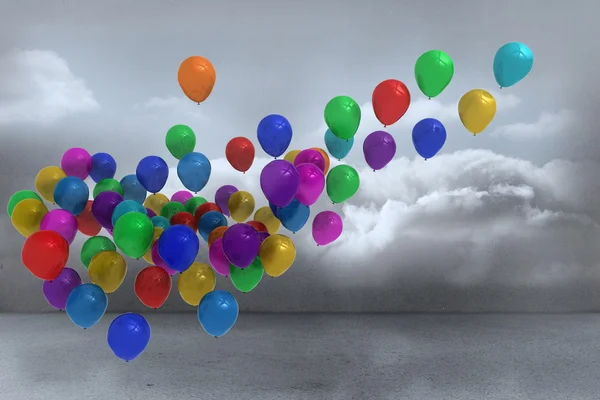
xmin=177 ymin=262 xmax=216 ymax=306
xmin=11 ymin=198 xmax=49 ymax=237
xmin=228 ymin=190 xmax=255 ymax=223
xmin=254 ymin=206 xmax=280 ymax=235
xmin=284 ymin=150 xmax=301 ymax=164
xmin=259 ymin=234 xmax=296 ymax=277
xmin=144 ymin=193 xmax=169 ymax=216
xmin=142 ymin=227 xmax=164 ymax=264
xmin=88 ymin=250 xmax=127 ymax=294
xmin=35 ymin=166 xmax=66 ymax=203
xmin=458 ymin=89 xmax=497 ymax=135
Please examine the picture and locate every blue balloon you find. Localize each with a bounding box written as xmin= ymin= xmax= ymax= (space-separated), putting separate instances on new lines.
xmin=412 ymin=118 xmax=447 ymax=160
xmin=257 ymin=114 xmax=293 ymax=157
xmin=269 ymin=202 xmax=279 ymax=219
xmin=120 ymin=174 xmax=147 ymax=204
xmin=136 ymin=156 xmax=169 ymax=194
xmin=107 ymin=313 xmax=151 ymax=362
xmin=151 ymin=216 xmax=171 ymax=230
xmin=54 ymin=176 xmax=89 ymax=215
xmin=177 ymin=152 xmax=211 ymax=193
xmin=90 ymin=153 xmax=117 ymax=183
xmin=158 ymin=224 xmax=199 ymax=272
xmin=493 ymin=42 xmax=534 ymax=88
xmin=198 ymin=290 xmax=239 ymax=337
xmin=198 ymin=211 xmax=228 ymax=242
xmin=65 ymin=284 xmax=108 ymax=329
xmin=111 ymin=200 xmax=147 ymax=227
xmin=324 ymin=129 xmax=354 ymax=160
xmin=272 ymin=198 xmax=310 ymax=233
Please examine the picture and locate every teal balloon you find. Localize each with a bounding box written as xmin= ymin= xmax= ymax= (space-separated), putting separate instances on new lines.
xmin=65 ymin=284 xmax=108 ymax=329
xmin=151 ymin=216 xmax=171 ymax=230
xmin=324 ymin=129 xmax=354 ymax=160
xmin=177 ymin=152 xmax=211 ymax=193
xmin=120 ymin=174 xmax=147 ymax=204
xmin=111 ymin=200 xmax=147 ymax=226
xmin=493 ymin=42 xmax=534 ymax=88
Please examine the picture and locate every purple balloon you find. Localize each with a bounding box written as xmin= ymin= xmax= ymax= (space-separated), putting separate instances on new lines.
xmin=152 ymin=241 xmax=176 ymax=275
xmin=363 ymin=131 xmax=397 ymax=171
xmin=42 ymin=267 xmax=82 ymax=310
xmin=222 ymin=223 xmax=260 ymax=268
xmin=294 ymin=149 xmax=326 ymax=173
xmin=260 ymin=160 xmax=300 ymax=208
xmin=91 ymin=191 xmax=124 ymax=230
xmin=295 ymin=163 xmax=325 ymax=206
xmin=40 ymin=209 xmax=78 ymax=244
xmin=214 ymin=185 xmax=238 ymax=217
xmin=171 ymin=190 xmax=193 ymax=204
xmin=257 ymin=231 xmax=270 ymax=245
xmin=145 ymin=207 xmax=156 ymax=218
xmin=208 ymin=238 xmax=230 ymax=276
xmin=312 ymin=211 xmax=343 ymax=246
xmin=61 ymin=148 xmax=92 ymax=180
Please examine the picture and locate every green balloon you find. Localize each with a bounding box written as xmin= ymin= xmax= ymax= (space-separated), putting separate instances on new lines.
xmin=113 ymin=212 xmax=154 ymax=259
xmin=326 ymin=164 xmax=360 ymax=204
xmin=229 ymin=258 xmax=264 ymax=293
xmin=7 ymin=190 xmax=42 ymax=217
xmin=166 ymin=124 xmax=196 ymax=159
xmin=324 ymin=96 xmax=361 ymax=140
xmin=161 ymin=201 xmax=186 ymax=220
xmin=93 ymin=178 xmax=124 ymax=198
xmin=414 ymin=50 xmax=454 ymax=98
xmin=185 ymin=196 xmax=207 ymax=214
xmin=80 ymin=236 xmax=116 ymax=268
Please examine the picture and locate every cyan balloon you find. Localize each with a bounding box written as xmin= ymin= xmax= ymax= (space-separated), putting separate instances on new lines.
xmin=90 ymin=153 xmax=117 ymax=183
xmin=65 ymin=284 xmax=108 ymax=329
xmin=136 ymin=156 xmax=169 ymax=194
xmin=412 ymin=118 xmax=447 ymax=160
xmin=107 ymin=313 xmax=151 ymax=361
xmin=120 ymin=174 xmax=147 ymax=204
xmin=257 ymin=114 xmax=293 ymax=157
xmin=272 ymin=198 xmax=310 ymax=233
xmin=151 ymin=216 xmax=171 ymax=230
xmin=198 ymin=290 xmax=239 ymax=337
xmin=198 ymin=211 xmax=228 ymax=242
xmin=324 ymin=129 xmax=354 ymax=160
xmin=54 ymin=176 xmax=89 ymax=215
xmin=177 ymin=152 xmax=211 ymax=193
xmin=111 ymin=199 xmax=147 ymax=227
xmin=493 ymin=42 xmax=534 ymax=88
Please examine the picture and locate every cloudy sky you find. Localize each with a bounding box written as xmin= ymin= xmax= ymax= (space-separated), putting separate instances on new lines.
xmin=1 ymin=0 xmax=600 ymax=312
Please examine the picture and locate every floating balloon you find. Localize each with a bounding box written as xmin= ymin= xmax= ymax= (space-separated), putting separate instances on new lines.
xmin=144 ymin=193 xmax=169 ymax=216
xmin=112 ymin=199 xmax=147 ymax=227
xmin=253 ymin=206 xmax=280 ymax=235
xmin=151 ymin=241 xmax=177 ymax=276
xmin=146 ymin=207 xmax=156 ymax=218
xmin=295 ymin=163 xmax=325 ymax=206
xmin=324 ymin=96 xmax=361 ymax=140
xmin=198 ymin=211 xmax=228 ymax=242
xmin=372 ymin=79 xmax=411 ymax=126
xmin=326 ymin=165 xmax=360 ymax=204
xmin=171 ymin=190 xmax=193 ymax=204
xmin=177 ymin=56 xmax=216 ymax=104
xmin=170 ymin=212 xmax=197 ymax=232
xmin=259 ymin=234 xmax=296 ymax=277
xmin=493 ymin=42 xmax=534 ymax=88
xmin=54 ymin=176 xmax=89 ymax=215
xmin=77 ymin=200 xmax=101 ymax=236
xmin=194 ymin=202 xmax=222 ymax=221
xmin=260 ymin=160 xmax=300 ymax=208
xmin=177 ymin=152 xmax=212 ymax=193
xmin=247 ymin=220 xmax=268 ymax=233
xmin=208 ymin=238 xmax=231 ymax=276
xmin=257 ymin=114 xmax=293 ymax=158
xmin=160 ymin=201 xmax=186 ymax=220
xmin=222 ymin=223 xmax=260 ymax=268
xmin=40 ymin=209 xmax=78 ymax=244
xmin=283 ymin=150 xmax=300 ymax=164
xmin=35 ymin=166 xmax=66 ymax=203
xmin=274 ymin=198 xmax=310 ymax=233
xmin=185 ymin=196 xmax=207 ymax=214
xmin=11 ymin=198 xmax=48 ymax=237
xmin=113 ymin=212 xmax=154 ymax=259
xmin=414 ymin=50 xmax=454 ymax=98
xmin=214 ymin=185 xmax=238 ymax=217
xmin=412 ymin=118 xmax=447 ymax=159
xmin=66 ymin=283 xmax=108 ymax=329
xmin=93 ymin=178 xmax=123 ymax=198
xmin=324 ymin=129 xmax=354 ymax=161
xmin=92 ymin=191 xmax=124 ymax=230
xmin=88 ymin=250 xmax=127 ymax=294
xmin=42 ymin=267 xmax=82 ymax=310
xmin=136 ymin=156 xmax=169 ymax=194
xmin=22 ymin=230 xmax=69 ymax=280
xmin=158 ymin=225 xmax=200 ymax=272
xmin=151 ymin=216 xmax=171 ymax=230
xmin=294 ymin=149 xmax=326 ymax=173
xmin=7 ymin=190 xmax=42 ymax=217
xmin=142 ymin=227 xmax=164 ymax=264
xmin=312 ymin=211 xmax=343 ymax=246
xmin=120 ymin=174 xmax=147 ymax=204
xmin=228 ymin=191 xmax=255 ymax=223
xmin=198 ymin=290 xmax=239 ymax=337
xmin=458 ymin=89 xmax=497 ymax=135
xmin=61 ymin=148 xmax=92 ymax=180
xmin=90 ymin=153 xmax=117 ymax=183
xmin=166 ymin=124 xmax=196 ymax=159
xmin=311 ymin=147 xmax=331 ymax=175
xmin=135 ymin=266 xmax=171 ymax=309
xmin=178 ymin=262 xmax=216 ymax=306
xmin=80 ymin=236 xmax=116 ymax=268
xmin=207 ymin=226 xmax=227 ymax=247
xmin=226 ymin=137 xmax=255 ymax=173
xmin=257 ymin=231 xmax=270 ymax=245
xmin=107 ymin=313 xmax=151 ymax=361
xmin=229 ymin=257 xmax=264 ymax=293
xmin=363 ymin=131 xmax=397 ymax=170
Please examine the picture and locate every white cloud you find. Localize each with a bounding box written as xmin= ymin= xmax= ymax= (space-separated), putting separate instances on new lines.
xmin=490 ymin=109 xmax=577 ymax=140
xmin=131 ymin=95 xmax=211 ymax=131
xmin=0 ymin=49 xmax=99 ymax=125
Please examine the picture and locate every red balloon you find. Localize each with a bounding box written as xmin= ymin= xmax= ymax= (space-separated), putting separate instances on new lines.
xmin=372 ymin=79 xmax=411 ymax=127
xmin=170 ymin=211 xmax=197 ymax=232
xmin=247 ymin=220 xmax=268 ymax=233
xmin=76 ymin=200 xmax=101 ymax=236
xmin=22 ymin=230 xmax=69 ymax=280
xmin=194 ymin=202 xmax=222 ymax=221
xmin=134 ymin=266 xmax=171 ymax=309
xmin=226 ymin=137 xmax=255 ymax=173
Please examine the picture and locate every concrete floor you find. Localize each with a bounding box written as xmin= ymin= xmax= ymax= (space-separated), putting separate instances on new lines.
xmin=1 ymin=314 xmax=600 ymax=400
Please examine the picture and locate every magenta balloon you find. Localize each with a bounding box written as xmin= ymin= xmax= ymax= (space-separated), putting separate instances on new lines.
xmin=60 ymin=148 xmax=92 ymax=180
xmin=294 ymin=149 xmax=326 ymax=173
xmin=214 ymin=185 xmax=238 ymax=217
xmin=42 ymin=267 xmax=82 ymax=310
xmin=295 ymin=163 xmax=325 ymax=206
xmin=145 ymin=207 xmax=156 ymax=218
xmin=107 ymin=228 xmax=114 ymax=236
xmin=208 ymin=238 xmax=230 ymax=276
xmin=40 ymin=209 xmax=78 ymax=244
xmin=171 ymin=190 xmax=193 ymax=204
xmin=260 ymin=160 xmax=300 ymax=208
xmin=312 ymin=211 xmax=343 ymax=246
xmin=363 ymin=131 xmax=397 ymax=171
xmin=151 ymin=241 xmax=176 ymax=276
xmin=91 ymin=191 xmax=123 ymax=230
xmin=222 ymin=223 xmax=260 ymax=268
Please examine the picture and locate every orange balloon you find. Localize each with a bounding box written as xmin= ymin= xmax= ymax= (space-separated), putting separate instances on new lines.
xmin=77 ymin=200 xmax=101 ymax=236
xmin=311 ymin=147 xmax=330 ymax=175
xmin=207 ymin=226 xmax=227 ymax=247
xmin=177 ymin=56 xmax=217 ymax=104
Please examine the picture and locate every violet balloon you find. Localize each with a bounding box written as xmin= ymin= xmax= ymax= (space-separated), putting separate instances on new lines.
xmin=145 ymin=207 xmax=156 ymax=218
xmin=295 ymin=163 xmax=325 ymax=206
xmin=257 ymin=231 xmax=270 ymax=245
xmin=214 ymin=185 xmax=238 ymax=217
xmin=91 ymin=191 xmax=124 ymax=230
xmin=208 ymin=238 xmax=230 ymax=276
xmin=40 ymin=209 xmax=78 ymax=244
xmin=151 ymin=241 xmax=177 ymax=276
xmin=260 ymin=160 xmax=300 ymax=208
xmin=171 ymin=190 xmax=193 ymax=204
xmin=294 ymin=149 xmax=326 ymax=173
xmin=363 ymin=131 xmax=397 ymax=171
xmin=61 ymin=148 xmax=92 ymax=180
xmin=312 ymin=211 xmax=343 ymax=246
xmin=222 ymin=223 xmax=260 ymax=268
xmin=42 ymin=267 xmax=82 ymax=310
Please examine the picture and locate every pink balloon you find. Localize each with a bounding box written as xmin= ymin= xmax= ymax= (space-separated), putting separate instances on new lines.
xmin=312 ymin=211 xmax=343 ymax=246
xmin=171 ymin=190 xmax=193 ymax=204
xmin=295 ymin=163 xmax=325 ymax=206
xmin=40 ymin=209 xmax=78 ymax=244
xmin=61 ymin=148 xmax=92 ymax=180
xmin=208 ymin=238 xmax=230 ymax=277
xmin=151 ymin=241 xmax=177 ymax=275
xmin=294 ymin=149 xmax=325 ymax=173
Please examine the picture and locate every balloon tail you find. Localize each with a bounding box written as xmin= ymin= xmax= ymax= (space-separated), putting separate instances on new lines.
xmin=428 ymin=97 xmax=431 ymax=100
xmin=197 ymin=102 xmax=200 ymax=105
xmin=383 ymin=125 xmax=387 ymax=128
xmin=424 ymin=158 xmax=428 ymax=161
xmin=499 ymin=86 xmax=503 ymax=89
xmin=316 ymin=244 xmax=320 ymax=247
xmin=373 ymin=169 xmax=376 ymax=172
xmin=243 ymin=172 xmax=245 ymax=175
xmin=473 ymin=133 xmax=476 ymax=137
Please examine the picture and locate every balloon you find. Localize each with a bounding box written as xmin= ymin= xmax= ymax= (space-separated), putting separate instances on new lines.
xmin=113 ymin=212 xmax=154 ymax=259
xmin=90 ymin=153 xmax=117 ymax=183
xmin=208 ymin=238 xmax=230 ymax=276
xmin=177 ymin=262 xmax=216 ymax=306
xmin=177 ymin=152 xmax=212 ymax=193
xmin=88 ymin=250 xmax=127 ymax=294
xmin=93 ymin=178 xmax=123 ymax=198
xmin=185 ymin=196 xmax=207 ymax=214
xmin=65 ymin=283 xmax=107 ymax=329
xmin=135 ymin=266 xmax=171 ymax=309
xmin=458 ymin=89 xmax=497 ymax=135
xmin=145 ymin=208 xmax=156 ymax=218
xmin=144 ymin=193 xmax=169 ymax=216
xmin=77 ymin=200 xmax=101 ymax=236
xmin=372 ymin=79 xmax=411 ymax=126
xmin=260 ymin=160 xmax=300 ymax=208
xmin=259 ymin=234 xmax=296 ymax=277
xmin=61 ymin=148 xmax=92 ymax=180
xmin=177 ymin=56 xmax=216 ymax=104
xmin=170 ymin=211 xmax=197 ymax=232
xmin=7 ymin=190 xmax=42 ymax=217
xmin=158 ymin=225 xmax=200 ymax=272
xmin=151 ymin=241 xmax=177 ymax=276
xmin=142 ymin=227 xmax=164 ymax=264
xmin=92 ymin=191 xmax=124 ymax=230
xmin=198 ymin=290 xmax=238 ymax=337
xmin=42 ymin=267 xmax=82 ymax=310
xmin=229 ymin=257 xmax=264 ymax=293
xmin=257 ymin=231 xmax=270 ymax=245
xmin=294 ymin=149 xmax=325 ymax=173
xmin=257 ymin=114 xmax=293 ymax=157
xmin=283 ymin=150 xmax=300 ymax=164
xmin=160 ymin=201 xmax=186 ymax=220
xmin=226 ymin=137 xmax=255 ymax=172
xmin=207 ymin=226 xmax=227 ymax=247
xmin=53 ymin=176 xmax=89 ymax=216
xmin=493 ymin=42 xmax=534 ymax=88
xmin=295 ymin=163 xmax=325 ymax=206
xmin=274 ymin=198 xmax=310 ymax=233
xmin=11 ymin=198 xmax=48 ymax=237
xmin=107 ymin=313 xmax=151 ymax=361
xmin=111 ymin=199 xmax=147 ymax=227
xmin=22 ymin=230 xmax=68 ymax=279
xmin=311 ymin=147 xmax=331 ymax=175
xmin=324 ymin=129 xmax=354 ymax=160
xmin=120 ymin=174 xmax=147 ymax=204
xmin=247 ymin=220 xmax=268 ymax=233
xmin=326 ymin=165 xmax=360 ymax=204
xmin=166 ymin=124 xmax=196 ymax=159
xmin=363 ymin=131 xmax=397 ymax=170
xmin=40 ymin=209 xmax=78 ymax=244
xmin=312 ymin=211 xmax=343 ymax=246
xmin=412 ymin=118 xmax=447 ymax=159
xmin=136 ymin=156 xmax=169 ymax=193
xmin=214 ymin=185 xmax=238 ymax=217
xmin=324 ymin=96 xmax=361 ymax=140
xmin=222 ymin=223 xmax=260 ymax=268
xmin=151 ymin=216 xmax=170 ymax=230
xmin=253 ymin=206 xmax=280 ymax=235
xmin=198 ymin=211 xmax=228 ymax=242
xmin=194 ymin=202 xmax=222 ymax=220
xmin=35 ymin=166 xmax=66 ymax=203
xmin=228 ymin=191 xmax=255 ymax=223
xmin=171 ymin=190 xmax=193 ymax=204
xmin=414 ymin=50 xmax=454 ymax=98
xmin=80 ymin=236 xmax=116 ymax=268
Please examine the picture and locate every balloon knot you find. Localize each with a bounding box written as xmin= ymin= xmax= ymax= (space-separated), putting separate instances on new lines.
xmin=243 ymin=172 xmax=245 ymax=175
xmin=197 ymin=102 xmax=200 ymax=105
xmin=316 ymin=244 xmax=320 ymax=247
xmin=373 ymin=169 xmax=376 ymax=172
xmin=499 ymin=86 xmax=503 ymax=89
xmin=214 ymin=336 xmax=218 ymax=338
xmin=383 ymin=125 xmax=387 ymax=128
xmin=473 ymin=133 xmax=476 ymax=137
xmin=424 ymin=158 xmax=428 ymax=161
xmin=428 ymin=97 xmax=431 ymax=100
